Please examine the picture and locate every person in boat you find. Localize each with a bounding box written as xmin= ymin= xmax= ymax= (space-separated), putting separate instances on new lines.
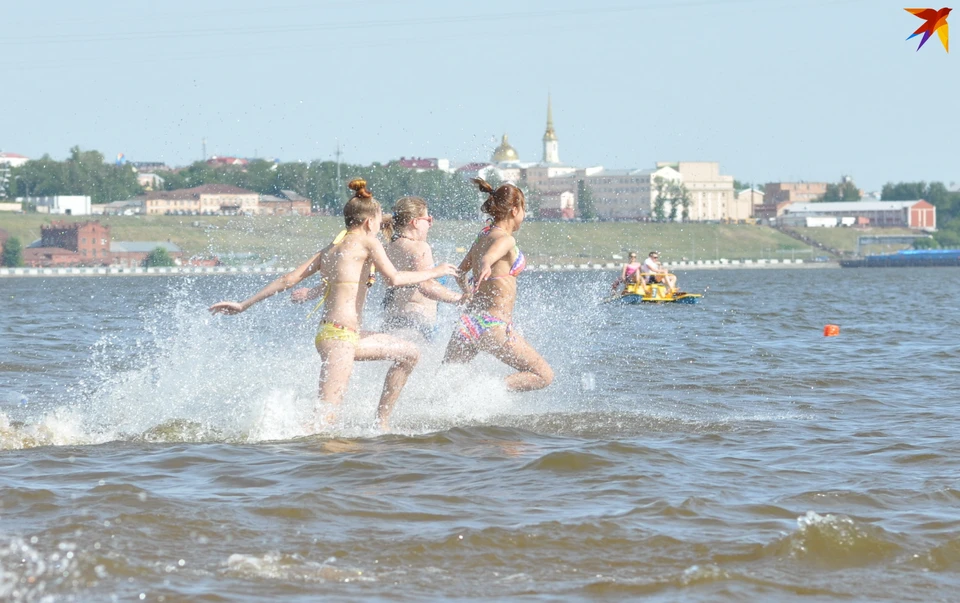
xmin=443 ymin=178 xmax=554 ymax=392
xmin=380 ymin=196 xmax=468 ymax=343
xmin=642 ymin=251 xmax=679 ymax=295
xmin=209 ymin=179 xmax=458 ymax=432
xmin=612 ymin=252 xmax=643 ymax=291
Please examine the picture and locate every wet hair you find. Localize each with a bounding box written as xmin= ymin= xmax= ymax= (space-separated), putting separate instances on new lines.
xmin=472 ymin=178 xmax=525 ymax=221
xmin=343 ymin=178 xmax=381 ymax=228
xmin=381 ymin=196 xmax=428 ymax=241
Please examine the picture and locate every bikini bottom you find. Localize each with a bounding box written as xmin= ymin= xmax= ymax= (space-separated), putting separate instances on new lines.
xmin=455 ymin=312 xmax=514 ymax=343
xmin=315 ymin=321 xmax=360 ymax=349
xmin=382 ymin=314 xmax=438 ymax=341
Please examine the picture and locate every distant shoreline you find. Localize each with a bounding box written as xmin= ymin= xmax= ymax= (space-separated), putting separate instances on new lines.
xmin=0 ymin=259 xmax=840 ymax=279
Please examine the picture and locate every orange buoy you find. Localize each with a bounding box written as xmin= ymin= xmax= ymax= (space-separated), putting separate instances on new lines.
xmin=823 ymin=324 xmax=840 ymax=337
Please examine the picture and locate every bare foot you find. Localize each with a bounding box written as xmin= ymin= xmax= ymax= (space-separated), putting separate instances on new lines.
xmin=305 ymin=405 xmax=338 ymax=434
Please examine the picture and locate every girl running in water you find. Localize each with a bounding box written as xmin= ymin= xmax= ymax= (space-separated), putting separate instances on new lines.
xmin=443 ymin=179 xmax=554 ymax=391
xmin=380 ymin=196 xmax=467 ymax=343
xmin=209 ymin=179 xmax=458 ymax=431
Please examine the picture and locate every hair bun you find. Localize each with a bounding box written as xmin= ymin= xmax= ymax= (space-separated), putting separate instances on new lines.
xmin=471 ymin=177 xmax=495 ymax=195
xmin=347 ymin=178 xmax=373 ymax=199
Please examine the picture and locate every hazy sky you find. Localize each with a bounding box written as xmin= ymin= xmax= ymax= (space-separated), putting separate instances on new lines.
xmin=1 ymin=0 xmax=956 ymax=191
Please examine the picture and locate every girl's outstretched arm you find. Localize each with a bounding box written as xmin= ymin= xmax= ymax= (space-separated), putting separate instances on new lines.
xmin=411 ymin=243 xmax=466 ymax=304
xmin=209 ymin=252 xmax=323 ymax=315
xmin=366 ymin=238 xmax=457 ymax=287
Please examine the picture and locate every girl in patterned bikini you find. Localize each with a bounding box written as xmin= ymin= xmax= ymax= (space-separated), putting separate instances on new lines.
xmin=442 ymin=178 xmax=554 ymax=392
xmin=380 ymin=196 xmax=468 ymax=343
xmin=209 ymin=179 xmax=458 ymax=432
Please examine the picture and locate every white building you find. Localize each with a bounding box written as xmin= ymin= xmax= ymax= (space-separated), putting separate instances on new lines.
xmin=26 ymin=195 xmax=92 ymax=215
xmin=657 ymin=162 xmax=735 ymax=221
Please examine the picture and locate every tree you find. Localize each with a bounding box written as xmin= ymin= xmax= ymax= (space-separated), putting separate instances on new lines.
xmin=144 ymin=247 xmax=176 ymax=267
xmin=673 ymin=182 xmax=692 ymax=221
xmin=576 ymin=179 xmax=596 ymax=220
xmin=1 ymin=236 xmax=23 ymax=267
xmin=652 ymin=176 xmax=669 ymax=222
xmin=820 ymin=179 xmax=861 ymax=202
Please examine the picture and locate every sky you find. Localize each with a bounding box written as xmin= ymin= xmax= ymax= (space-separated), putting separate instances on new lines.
xmin=0 ymin=0 xmax=956 ymax=191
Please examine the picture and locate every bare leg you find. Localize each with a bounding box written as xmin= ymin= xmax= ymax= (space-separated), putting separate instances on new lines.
xmin=354 ymin=333 xmax=421 ymax=431
xmin=480 ymin=329 xmax=554 ymax=392
xmin=314 ymin=340 xmax=356 ymax=430
xmin=666 ymin=274 xmax=678 ymax=293
xmin=443 ymin=331 xmax=481 ymax=365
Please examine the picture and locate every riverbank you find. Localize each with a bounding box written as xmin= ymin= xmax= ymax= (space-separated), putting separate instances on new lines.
xmin=0 ymin=214 xmax=843 ymax=265
xmin=0 ymin=258 xmax=840 ymax=278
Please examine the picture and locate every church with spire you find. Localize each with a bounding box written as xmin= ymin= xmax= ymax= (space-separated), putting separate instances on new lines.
xmin=471 ymin=94 xmax=740 ymax=222
xmin=542 ymin=94 xmax=560 ymax=164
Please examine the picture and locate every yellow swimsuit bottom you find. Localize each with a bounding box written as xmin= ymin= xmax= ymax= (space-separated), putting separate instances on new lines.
xmin=315 ymin=321 xmax=360 ymax=349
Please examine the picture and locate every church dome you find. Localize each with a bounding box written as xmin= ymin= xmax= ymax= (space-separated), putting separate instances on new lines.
xmin=492 ymin=134 xmax=519 ymax=163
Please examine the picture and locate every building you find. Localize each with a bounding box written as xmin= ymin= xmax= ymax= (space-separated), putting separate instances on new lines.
xmin=110 ymin=241 xmax=183 ymax=268
xmin=137 ymin=173 xmax=165 ymax=191
xmin=144 ymin=184 xmax=260 ymax=215
xmin=539 ymin=191 xmax=576 ymax=220
xmin=0 ymin=152 xmax=29 ymax=198
xmin=492 ymin=135 xmax=520 ymax=163
xmin=131 ymin=161 xmax=170 ymax=172
xmin=390 ymin=157 xmax=451 ymax=172
xmin=21 ymin=221 xmax=185 ymax=267
xmin=26 ymin=195 xmax=92 ymax=216
xmin=586 ymin=165 xmax=680 ymax=220
xmin=99 ymin=198 xmax=145 ymax=215
xmin=781 ymin=200 xmax=936 ymax=230
xmin=0 ymin=152 xmax=29 ymax=168
xmin=730 ymin=188 xmax=764 ymax=221
xmin=764 ymin=182 xmax=829 ymax=205
xmin=206 ymin=156 xmax=249 ymax=168
xmin=542 ymin=95 xmax=560 ymax=164
xmin=657 ymin=162 xmax=735 ymax=221
xmin=24 ymin=221 xmax=110 ymax=267
xmin=258 ymin=190 xmax=312 ymax=216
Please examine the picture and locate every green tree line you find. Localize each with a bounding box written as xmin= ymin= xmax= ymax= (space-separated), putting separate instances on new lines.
xmin=5 ymin=148 xmax=485 ymax=220
xmin=6 ymin=147 xmax=143 ymax=205
xmin=161 ymin=159 xmax=483 ymax=219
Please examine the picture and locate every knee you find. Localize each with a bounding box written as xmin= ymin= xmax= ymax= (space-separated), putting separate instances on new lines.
xmin=538 ymin=365 xmax=555 ymax=388
xmin=398 ymin=345 xmax=420 ymax=369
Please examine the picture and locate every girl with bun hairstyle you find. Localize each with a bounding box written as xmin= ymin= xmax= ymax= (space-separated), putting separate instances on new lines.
xmin=380 ymin=196 xmax=467 ymax=342
xmin=209 ymin=179 xmax=458 ymax=431
xmin=443 ymin=179 xmax=554 ymax=391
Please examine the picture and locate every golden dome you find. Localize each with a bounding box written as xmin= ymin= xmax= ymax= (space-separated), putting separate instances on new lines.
xmin=492 ymin=134 xmax=519 ymax=163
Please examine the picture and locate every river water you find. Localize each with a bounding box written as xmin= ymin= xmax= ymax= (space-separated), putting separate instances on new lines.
xmin=1 ymin=267 xmax=959 ymax=601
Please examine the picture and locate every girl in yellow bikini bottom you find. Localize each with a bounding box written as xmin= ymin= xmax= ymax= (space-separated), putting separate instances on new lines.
xmin=315 ymin=321 xmax=360 ymax=348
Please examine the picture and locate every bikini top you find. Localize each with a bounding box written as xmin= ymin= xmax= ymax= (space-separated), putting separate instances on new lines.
xmin=477 ymin=224 xmax=525 ymax=279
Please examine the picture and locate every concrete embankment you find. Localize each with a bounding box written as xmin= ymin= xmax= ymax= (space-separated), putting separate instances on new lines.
xmin=0 ymin=258 xmax=840 ymax=278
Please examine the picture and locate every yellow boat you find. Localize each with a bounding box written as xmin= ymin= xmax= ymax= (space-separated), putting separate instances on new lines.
xmin=605 ymin=274 xmax=703 ymax=304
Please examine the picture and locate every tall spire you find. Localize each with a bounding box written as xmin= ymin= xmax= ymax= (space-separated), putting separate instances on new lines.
xmin=542 ymin=93 xmax=560 ymax=164
xmin=543 ymin=93 xmax=557 ymax=142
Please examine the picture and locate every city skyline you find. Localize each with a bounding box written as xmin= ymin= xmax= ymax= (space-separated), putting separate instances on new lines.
xmin=1 ymin=0 xmax=957 ymax=192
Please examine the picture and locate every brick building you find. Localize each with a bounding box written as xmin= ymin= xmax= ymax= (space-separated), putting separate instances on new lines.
xmin=22 ymin=221 xmax=184 ymax=267
xmin=27 ymin=221 xmax=111 ymax=266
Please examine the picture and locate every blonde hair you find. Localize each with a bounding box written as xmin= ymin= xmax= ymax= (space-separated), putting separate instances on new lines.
xmin=343 ymin=178 xmax=381 ymax=228
xmin=381 ymin=196 xmax=428 ymax=241
xmin=472 ymin=178 xmax=525 ymax=221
